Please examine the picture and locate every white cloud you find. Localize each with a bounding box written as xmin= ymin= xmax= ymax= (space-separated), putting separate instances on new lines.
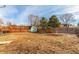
xmin=17 ymin=6 xmax=41 ymax=25
xmin=0 ymin=5 xmax=79 ymax=25
xmin=64 ymin=6 xmax=79 ymax=13
xmin=0 ymin=6 xmax=18 ymax=17
xmin=16 ymin=5 xmax=79 ymax=25
xmin=74 ymin=15 xmax=79 ymax=19
xmin=0 ymin=6 xmax=19 ymax=25
xmin=0 ymin=17 xmax=16 ymax=25
xmin=17 ymin=6 xmax=60 ymax=22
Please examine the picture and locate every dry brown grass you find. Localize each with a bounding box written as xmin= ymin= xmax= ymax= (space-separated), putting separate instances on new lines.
xmin=0 ymin=32 xmax=79 ymax=54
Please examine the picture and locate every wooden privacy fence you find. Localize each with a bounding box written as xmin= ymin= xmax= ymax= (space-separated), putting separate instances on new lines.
xmin=0 ymin=26 xmax=30 ymax=33
xmin=38 ymin=27 xmax=79 ymax=34
xmin=0 ymin=26 xmax=79 ymax=34
xmin=55 ymin=27 xmax=79 ymax=34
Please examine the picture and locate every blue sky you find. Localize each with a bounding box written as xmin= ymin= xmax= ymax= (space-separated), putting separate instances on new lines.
xmin=0 ymin=5 xmax=79 ymax=26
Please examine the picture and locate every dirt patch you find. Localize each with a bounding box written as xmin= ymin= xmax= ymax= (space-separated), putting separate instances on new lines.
xmin=0 ymin=32 xmax=79 ymax=54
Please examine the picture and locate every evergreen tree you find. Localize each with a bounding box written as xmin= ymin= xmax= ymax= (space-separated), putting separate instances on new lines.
xmin=48 ymin=15 xmax=61 ymax=28
xmin=40 ymin=17 xmax=48 ymax=29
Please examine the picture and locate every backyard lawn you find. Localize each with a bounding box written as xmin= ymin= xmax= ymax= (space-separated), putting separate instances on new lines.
xmin=0 ymin=32 xmax=79 ymax=54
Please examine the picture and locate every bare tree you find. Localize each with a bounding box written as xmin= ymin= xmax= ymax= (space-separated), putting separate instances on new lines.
xmin=0 ymin=5 xmax=6 ymax=8
xmin=33 ymin=16 xmax=40 ymax=27
xmin=7 ymin=19 xmax=16 ymax=26
xmin=78 ymin=22 xmax=79 ymax=27
xmin=28 ymin=15 xmax=41 ymax=32
xmin=28 ymin=15 xmax=34 ymax=26
xmin=28 ymin=15 xmax=40 ymax=27
xmin=0 ymin=5 xmax=6 ymax=25
xmin=60 ymin=13 xmax=75 ymax=32
xmin=7 ymin=21 xmax=12 ymax=26
xmin=0 ymin=18 xmax=4 ymax=26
